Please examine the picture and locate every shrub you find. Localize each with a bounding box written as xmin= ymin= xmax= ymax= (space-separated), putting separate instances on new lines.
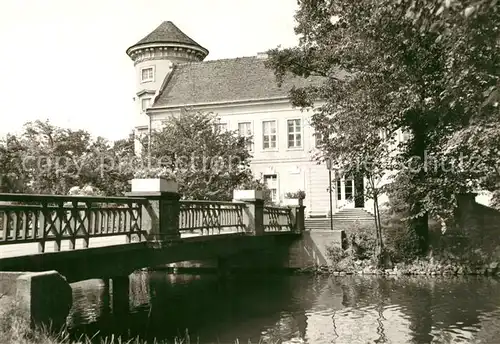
xmin=68 ymin=184 xmax=104 ymax=196
xmin=284 ymin=190 xmax=306 ymax=200
xmin=384 ymin=222 xmax=421 ymax=262
xmin=325 ymin=245 xmax=354 ymax=271
xmin=133 ymin=167 xmax=175 ymax=179
xmin=326 ymin=245 xmax=348 ymax=264
xmin=345 ymin=222 xmax=377 ymax=260
xmin=238 ymin=178 xmax=274 ymax=205
xmin=376 ymin=201 xmax=425 ymax=262
xmin=491 ymin=190 xmax=500 ymax=211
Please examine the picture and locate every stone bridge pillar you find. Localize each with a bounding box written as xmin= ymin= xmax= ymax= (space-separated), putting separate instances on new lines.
xmin=233 ymin=190 xmax=264 ymax=235
xmin=110 ymin=275 xmax=130 ymax=333
xmin=127 ymin=181 xmax=181 ymax=247
xmin=289 ymin=201 xmax=306 ymax=233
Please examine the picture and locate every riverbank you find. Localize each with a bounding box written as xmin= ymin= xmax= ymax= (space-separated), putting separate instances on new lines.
xmin=0 ymin=297 xmax=274 ymax=344
xmin=320 ymin=211 xmax=500 ymax=278
xmin=0 ymin=316 xmax=274 ymax=344
xmin=301 ymin=259 xmax=500 ymax=277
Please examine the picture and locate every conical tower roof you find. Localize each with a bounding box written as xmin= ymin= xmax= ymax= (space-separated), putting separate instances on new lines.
xmin=126 ymin=21 xmax=208 ymax=56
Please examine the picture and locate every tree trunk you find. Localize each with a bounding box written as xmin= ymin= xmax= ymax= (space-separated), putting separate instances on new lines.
xmin=374 ymin=195 xmax=383 ymax=251
xmin=368 ymin=171 xmax=384 ymax=263
xmin=408 ymin=122 xmax=430 ymax=255
xmin=373 ymin=192 xmax=384 ymax=263
xmin=409 ymin=210 xmax=429 ymax=254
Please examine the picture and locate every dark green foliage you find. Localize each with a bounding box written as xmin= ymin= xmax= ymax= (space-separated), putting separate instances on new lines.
xmin=284 ymin=190 xmax=306 ymax=200
xmin=385 ymin=225 xmax=422 ymax=263
xmin=347 ymin=223 xmax=378 ymax=261
xmin=0 ymin=135 xmax=27 ymax=193
xmin=239 ymin=178 xmax=274 ymax=205
xmin=490 ymin=191 xmax=500 ymax=211
xmin=0 ymin=114 xmax=264 ymax=201
xmin=326 ymin=245 xmax=348 ymax=267
xmin=266 ymin=0 xmax=500 ymax=255
xmin=142 ymin=111 xmax=262 ymax=201
xmin=0 ymin=120 xmax=136 ymax=196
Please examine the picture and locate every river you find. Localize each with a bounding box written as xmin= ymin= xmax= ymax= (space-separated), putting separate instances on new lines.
xmin=67 ymin=272 xmax=500 ymax=344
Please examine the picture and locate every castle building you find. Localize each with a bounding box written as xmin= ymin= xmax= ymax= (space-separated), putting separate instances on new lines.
xmin=125 ymin=21 xmax=403 ymax=218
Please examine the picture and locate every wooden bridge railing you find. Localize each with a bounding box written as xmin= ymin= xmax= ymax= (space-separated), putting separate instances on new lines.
xmin=179 ymin=200 xmax=246 ymax=235
xmin=0 ymin=189 xmax=303 ymax=252
xmin=263 ymin=206 xmax=293 ymax=232
xmin=0 ymin=194 xmax=148 ymax=253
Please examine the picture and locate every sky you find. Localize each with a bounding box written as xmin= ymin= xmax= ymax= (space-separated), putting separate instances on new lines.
xmin=0 ymin=0 xmax=299 ymax=141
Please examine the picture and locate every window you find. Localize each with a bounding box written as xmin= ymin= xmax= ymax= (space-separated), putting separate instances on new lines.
xmin=141 ymin=67 xmax=154 ymax=83
xmin=262 ymin=120 xmax=277 ymax=150
xmin=238 ymin=122 xmax=253 ymax=150
xmin=345 ymin=179 xmax=354 ymax=201
xmin=287 ymin=119 xmax=302 ymax=148
xmin=141 ymin=98 xmax=152 ymax=112
xmin=314 ymin=132 xmax=322 ymax=148
xmin=214 ymin=122 xmax=227 ymax=133
xmin=379 ymin=129 xmax=387 ymax=140
xmin=264 ymin=174 xmax=278 ymax=203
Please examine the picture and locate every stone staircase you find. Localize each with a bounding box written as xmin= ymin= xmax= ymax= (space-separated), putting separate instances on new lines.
xmin=305 ymin=208 xmax=375 ymax=231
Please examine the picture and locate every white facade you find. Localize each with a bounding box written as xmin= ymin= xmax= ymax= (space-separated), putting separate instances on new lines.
xmin=147 ymin=98 xmax=376 ymax=217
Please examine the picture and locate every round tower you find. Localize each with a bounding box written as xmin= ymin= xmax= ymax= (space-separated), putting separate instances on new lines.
xmin=126 ymin=21 xmax=209 ymax=150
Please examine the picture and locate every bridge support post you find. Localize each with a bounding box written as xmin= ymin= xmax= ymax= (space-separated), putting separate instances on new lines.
xmin=127 ymin=182 xmax=181 ymax=247
xmin=233 ymin=190 xmax=264 ymax=235
xmin=216 ymin=256 xmax=231 ymax=279
xmin=290 ymin=203 xmax=306 ymax=232
xmin=101 ymin=279 xmax=111 ymax=321
xmin=111 ymin=275 xmax=130 ymax=332
xmin=13 ymin=270 xmax=72 ymax=330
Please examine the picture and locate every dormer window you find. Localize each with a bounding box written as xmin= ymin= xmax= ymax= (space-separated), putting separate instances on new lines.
xmin=141 ymin=66 xmax=155 ymax=83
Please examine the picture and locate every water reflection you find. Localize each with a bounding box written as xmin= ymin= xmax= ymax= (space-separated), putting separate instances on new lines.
xmin=69 ymin=273 xmax=500 ymax=343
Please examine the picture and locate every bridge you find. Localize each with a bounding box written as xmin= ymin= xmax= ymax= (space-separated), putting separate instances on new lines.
xmin=0 ymin=185 xmax=327 ymax=328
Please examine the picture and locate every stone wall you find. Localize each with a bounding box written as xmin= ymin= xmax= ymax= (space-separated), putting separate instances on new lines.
xmin=448 ymin=194 xmax=500 ymax=262
xmin=0 ymin=271 xmax=72 ymax=329
xmin=166 ymin=230 xmax=345 ymax=271
xmin=289 ymin=231 xmax=345 ymax=267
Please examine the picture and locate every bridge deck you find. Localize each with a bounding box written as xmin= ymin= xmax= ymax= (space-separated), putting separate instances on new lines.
xmin=0 ymin=229 xmax=241 ymax=258
xmin=0 ymin=231 xmax=301 ymax=283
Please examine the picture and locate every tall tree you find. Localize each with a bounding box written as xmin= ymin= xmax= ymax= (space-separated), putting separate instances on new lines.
xmin=0 ymin=121 xmax=135 ymax=196
xmin=0 ymin=134 xmax=28 ymax=193
xmin=141 ymin=111 xmax=264 ymax=201
xmin=266 ymin=0 xmax=499 ymax=254
xmin=20 ymin=120 xmax=92 ymax=194
xmin=82 ymin=133 xmax=136 ymax=196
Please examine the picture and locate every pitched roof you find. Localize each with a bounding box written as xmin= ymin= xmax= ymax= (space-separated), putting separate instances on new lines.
xmin=153 ymin=56 xmax=326 ymax=108
xmin=128 ymin=21 xmax=207 ymax=52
